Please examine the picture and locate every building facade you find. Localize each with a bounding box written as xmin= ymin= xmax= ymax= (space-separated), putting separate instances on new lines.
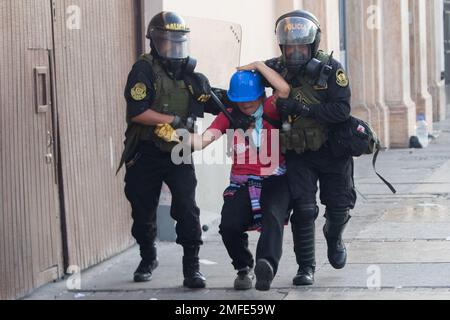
xmin=0 ymin=0 xmax=448 ymax=299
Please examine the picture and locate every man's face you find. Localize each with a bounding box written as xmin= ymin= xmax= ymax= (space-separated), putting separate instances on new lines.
xmin=157 ymin=39 xmax=172 ymax=57
xmin=284 ymin=44 xmax=310 ymax=63
xmin=237 ymin=99 xmax=262 ymax=116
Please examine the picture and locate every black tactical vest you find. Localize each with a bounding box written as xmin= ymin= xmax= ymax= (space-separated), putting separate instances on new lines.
xmin=117 ymin=55 xmax=191 ymax=173
xmin=280 ymin=51 xmax=330 ymax=155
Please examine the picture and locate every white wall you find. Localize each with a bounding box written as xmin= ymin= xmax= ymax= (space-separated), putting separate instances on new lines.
xmin=163 ymin=0 xmax=281 ymax=64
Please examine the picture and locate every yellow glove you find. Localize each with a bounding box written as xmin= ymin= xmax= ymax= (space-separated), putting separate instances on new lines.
xmin=154 ymin=124 xmax=181 ymax=143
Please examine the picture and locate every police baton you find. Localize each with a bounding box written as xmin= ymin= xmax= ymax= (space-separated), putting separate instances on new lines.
xmin=210 ymin=91 xmax=238 ymax=128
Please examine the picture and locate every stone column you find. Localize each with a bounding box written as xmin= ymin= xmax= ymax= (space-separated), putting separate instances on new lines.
xmin=346 ymin=0 xmax=371 ymax=122
xmin=409 ymin=0 xmax=434 ymax=131
xmin=359 ymin=0 xmax=391 ymax=146
xmin=372 ymin=0 xmax=391 ymax=147
xmin=382 ymin=0 xmax=417 ymax=148
xmin=427 ymin=0 xmax=447 ymax=121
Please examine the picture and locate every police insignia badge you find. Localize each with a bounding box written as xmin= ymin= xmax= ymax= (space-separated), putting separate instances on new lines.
xmin=294 ymin=91 xmax=303 ymax=103
xmin=131 ymin=82 xmax=147 ymax=101
xmin=336 ymin=69 xmax=349 ymax=87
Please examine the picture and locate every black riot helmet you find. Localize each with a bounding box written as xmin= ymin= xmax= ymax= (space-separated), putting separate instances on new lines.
xmin=147 ymin=12 xmax=191 ymax=76
xmin=275 ymin=10 xmax=322 ymax=73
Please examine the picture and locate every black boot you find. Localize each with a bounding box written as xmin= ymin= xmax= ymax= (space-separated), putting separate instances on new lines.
xmin=291 ymin=203 xmax=318 ymax=286
xmin=134 ymin=244 xmax=158 ymax=282
xmin=183 ymin=246 xmax=206 ymax=289
xmin=323 ymin=209 xmax=351 ymax=270
xmin=134 ymin=258 xmax=159 ymax=282
xmin=293 ymin=266 xmax=315 ymax=286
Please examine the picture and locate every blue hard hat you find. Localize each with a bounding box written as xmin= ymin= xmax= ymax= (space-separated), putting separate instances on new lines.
xmin=227 ymin=71 xmax=265 ymax=103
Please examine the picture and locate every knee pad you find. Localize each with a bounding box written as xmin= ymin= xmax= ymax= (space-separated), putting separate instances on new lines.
xmin=325 ymin=208 xmax=351 ymax=225
xmin=291 ymin=203 xmax=319 ymax=224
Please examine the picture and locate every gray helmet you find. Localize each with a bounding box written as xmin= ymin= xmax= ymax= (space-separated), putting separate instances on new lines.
xmin=275 ymin=10 xmax=322 ymax=72
xmin=147 ymin=11 xmax=190 ymax=60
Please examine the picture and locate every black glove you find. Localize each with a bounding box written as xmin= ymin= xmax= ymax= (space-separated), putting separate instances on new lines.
xmin=231 ymin=108 xmax=255 ymax=131
xmin=265 ymin=57 xmax=285 ymax=74
xmin=276 ymin=97 xmax=311 ymax=119
xmin=170 ymin=115 xmax=187 ymax=130
xmin=211 ymin=87 xmax=227 ymax=102
xmin=184 ymin=72 xmax=212 ymax=103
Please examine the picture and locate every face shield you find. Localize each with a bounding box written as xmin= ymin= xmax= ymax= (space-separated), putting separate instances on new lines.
xmin=150 ymin=29 xmax=190 ymax=60
xmin=276 ymin=17 xmax=318 ymax=70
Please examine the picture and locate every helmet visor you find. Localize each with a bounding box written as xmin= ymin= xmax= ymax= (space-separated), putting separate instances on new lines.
xmin=276 ymin=17 xmax=318 ymax=46
xmin=150 ymin=29 xmax=190 ymax=59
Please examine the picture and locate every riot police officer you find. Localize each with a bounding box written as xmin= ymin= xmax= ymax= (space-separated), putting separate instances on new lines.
xmin=118 ymin=12 xmax=214 ymax=289
xmin=266 ymin=10 xmax=356 ymax=286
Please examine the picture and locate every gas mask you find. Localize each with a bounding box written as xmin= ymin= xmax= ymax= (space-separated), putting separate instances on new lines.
xmin=160 ymin=56 xmax=197 ymax=80
xmin=282 ymin=45 xmax=311 ymax=74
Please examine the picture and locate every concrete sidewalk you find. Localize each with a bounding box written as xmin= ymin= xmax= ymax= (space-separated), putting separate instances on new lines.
xmin=26 ymin=119 xmax=450 ymax=300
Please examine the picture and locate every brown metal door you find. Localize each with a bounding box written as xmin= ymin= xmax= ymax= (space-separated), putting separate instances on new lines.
xmin=0 ymin=0 xmax=62 ymax=299
xmin=51 ymin=0 xmax=138 ymax=270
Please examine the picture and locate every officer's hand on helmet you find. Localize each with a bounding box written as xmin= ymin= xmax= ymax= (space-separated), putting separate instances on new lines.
xmin=155 ymin=124 xmax=181 ymax=143
xmin=237 ymin=61 xmax=263 ymax=72
xmin=185 ymin=72 xmax=212 ymax=104
xmin=276 ymin=97 xmax=311 ymax=118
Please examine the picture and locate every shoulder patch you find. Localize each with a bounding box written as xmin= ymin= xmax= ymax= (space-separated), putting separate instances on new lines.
xmin=131 ymin=82 xmax=147 ymax=101
xmin=336 ymin=69 xmax=349 ymax=87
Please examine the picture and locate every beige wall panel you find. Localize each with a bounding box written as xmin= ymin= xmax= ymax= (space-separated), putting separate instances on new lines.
xmin=52 ymin=0 xmax=137 ymax=270
xmin=0 ymin=0 xmax=62 ymax=300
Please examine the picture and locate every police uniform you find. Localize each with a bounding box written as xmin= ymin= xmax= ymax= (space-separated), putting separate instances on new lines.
xmin=120 ymin=11 xmax=212 ymax=289
xmin=266 ymin=9 xmax=357 ymax=285
xmin=266 ymin=51 xmax=356 ymax=283
xmin=122 ymin=53 xmax=205 ymax=281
